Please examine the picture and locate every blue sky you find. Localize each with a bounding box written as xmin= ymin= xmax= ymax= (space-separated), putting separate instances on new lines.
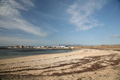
xmin=0 ymin=0 xmax=120 ymax=46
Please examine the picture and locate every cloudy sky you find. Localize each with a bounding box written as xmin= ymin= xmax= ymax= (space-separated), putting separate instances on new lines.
xmin=0 ymin=0 xmax=120 ymax=46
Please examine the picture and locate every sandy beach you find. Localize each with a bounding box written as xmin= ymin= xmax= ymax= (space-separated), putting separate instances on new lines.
xmin=0 ymin=49 xmax=120 ymax=80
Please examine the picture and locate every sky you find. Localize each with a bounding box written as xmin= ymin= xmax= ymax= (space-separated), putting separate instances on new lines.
xmin=0 ymin=0 xmax=120 ymax=46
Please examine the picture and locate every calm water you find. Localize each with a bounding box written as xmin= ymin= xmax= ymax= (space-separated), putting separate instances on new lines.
xmin=0 ymin=49 xmax=72 ymax=59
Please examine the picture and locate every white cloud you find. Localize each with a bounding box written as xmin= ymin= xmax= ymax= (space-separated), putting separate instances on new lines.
xmin=0 ymin=0 xmax=47 ymax=37
xmin=111 ymin=35 xmax=120 ymax=38
xmin=67 ymin=0 xmax=107 ymax=31
xmin=0 ymin=36 xmax=60 ymax=46
xmin=0 ymin=36 xmax=38 ymax=46
xmin=21 ymin=0 xmax=34 ymax=7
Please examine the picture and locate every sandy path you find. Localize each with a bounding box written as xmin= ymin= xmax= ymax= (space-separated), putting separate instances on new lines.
xmin=0 ymin=49 xmax=120 ymax=80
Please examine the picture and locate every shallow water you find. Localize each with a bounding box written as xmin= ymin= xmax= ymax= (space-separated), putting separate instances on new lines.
xmin=0 ymin=49 xmax=72 ymax=59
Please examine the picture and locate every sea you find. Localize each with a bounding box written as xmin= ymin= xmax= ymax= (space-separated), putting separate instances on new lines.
xmin=0 ymin=49 xmax=73 ymax=59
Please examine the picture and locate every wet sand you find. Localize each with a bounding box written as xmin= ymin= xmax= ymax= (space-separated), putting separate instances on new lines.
xmin=0 ymin=49 xmax=120 ymax=80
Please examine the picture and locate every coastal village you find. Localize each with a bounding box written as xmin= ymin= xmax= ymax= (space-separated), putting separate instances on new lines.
xmin=7 ymin=45 xmax=74 ymax=49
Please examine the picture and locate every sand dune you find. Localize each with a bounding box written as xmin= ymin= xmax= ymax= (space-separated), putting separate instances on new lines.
xmin=0 ymin=49 xmax=120 ymax=80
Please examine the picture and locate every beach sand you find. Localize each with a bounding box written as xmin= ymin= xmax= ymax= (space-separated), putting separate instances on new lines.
xmin=0 ymin=49 xmax=120 ymax=80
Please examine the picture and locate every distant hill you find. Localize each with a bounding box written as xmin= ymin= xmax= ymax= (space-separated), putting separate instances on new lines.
xmin=72 ymin=45 xmax=120 ymax=50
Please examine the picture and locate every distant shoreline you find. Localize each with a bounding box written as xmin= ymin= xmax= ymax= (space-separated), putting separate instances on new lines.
xmin=0 ymin=48 xmax=73 ymax=50
xmin=1 ymin=44 xmax=120 ymax=50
